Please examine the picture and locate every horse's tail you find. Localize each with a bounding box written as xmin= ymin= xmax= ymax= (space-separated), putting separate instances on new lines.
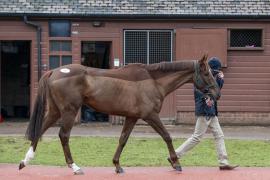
xmin=25 ymin=71 xmax=52 ymax=142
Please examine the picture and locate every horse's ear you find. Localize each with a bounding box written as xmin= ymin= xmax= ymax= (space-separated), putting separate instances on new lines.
xmin=199 ymin=54 xmax=208 ymax=63
xmin=199 ymin=54 xmax=208 ymax=71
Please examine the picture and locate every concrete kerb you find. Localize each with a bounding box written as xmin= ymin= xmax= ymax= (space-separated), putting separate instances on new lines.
xmin=0 ymin=122 xmax=270 ymax=140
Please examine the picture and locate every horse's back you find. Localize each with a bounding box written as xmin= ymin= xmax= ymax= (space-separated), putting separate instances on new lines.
xmin=87 ymin=63 xmax=152 ymax=81
xmin=48 ymin=64 xmax=87 ymax=81
xmin=47 ymin=63 xmax=153 ymax=82
xmin=46 ymin=64 xmax=87 ymax=99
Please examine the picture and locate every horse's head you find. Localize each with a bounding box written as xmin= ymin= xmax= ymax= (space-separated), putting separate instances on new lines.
xmin=193 ymin=54 xmax=221 ymax=100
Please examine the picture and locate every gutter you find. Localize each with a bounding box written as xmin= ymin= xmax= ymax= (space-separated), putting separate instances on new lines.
xmin=23 ymin=15 xmax=42 ymax=80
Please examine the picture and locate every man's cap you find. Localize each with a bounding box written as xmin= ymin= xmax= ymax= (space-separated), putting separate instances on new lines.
xmin=208 ymin=57 xmax=222 ymax=70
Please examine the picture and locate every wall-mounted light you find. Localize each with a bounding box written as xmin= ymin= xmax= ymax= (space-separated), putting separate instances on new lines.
xmin=92 ymin=21 xmax=102 ymax=27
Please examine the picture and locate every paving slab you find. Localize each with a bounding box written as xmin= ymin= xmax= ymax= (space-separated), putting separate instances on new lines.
xmin=0 ymin=122 xmax=269 ymax=140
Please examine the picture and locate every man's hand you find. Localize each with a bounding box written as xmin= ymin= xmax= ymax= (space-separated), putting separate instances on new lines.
xmin=205 ymin=97 xmax=214 ymax=107
xmin=218 ymin=71 xmax=224 ymax=79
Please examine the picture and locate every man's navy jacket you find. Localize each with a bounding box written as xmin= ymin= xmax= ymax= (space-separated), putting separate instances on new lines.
xmin=194 ymin=71 xmax=224 ymax=117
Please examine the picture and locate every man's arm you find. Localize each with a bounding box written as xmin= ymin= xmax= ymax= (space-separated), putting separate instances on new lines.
xmin=216 ymin=71 xmax=224 ymax=89
xmin=194 ymin=88 xmax=214 ymax=107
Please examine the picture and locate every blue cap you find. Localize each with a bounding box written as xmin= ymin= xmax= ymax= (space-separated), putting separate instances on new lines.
xmin=208 ymin=57 xmax=222 ymax=70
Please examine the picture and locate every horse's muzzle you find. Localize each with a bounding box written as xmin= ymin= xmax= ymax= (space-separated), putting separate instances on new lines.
xmin=209 ymin=91 xmax=220 ymax=101
xmin=216 ymin=92 xmax=221 ymax=100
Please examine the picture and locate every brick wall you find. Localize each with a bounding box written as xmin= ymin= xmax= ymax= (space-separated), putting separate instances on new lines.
xmin=176 ymin=112 xmax=270 ymax=126
xmin=110 ymin=112 xmax=270 ymax=126
xmin=110 ymin=116 xmax=176 ymax=125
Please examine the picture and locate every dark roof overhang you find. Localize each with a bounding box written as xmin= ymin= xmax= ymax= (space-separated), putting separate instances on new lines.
xmin=0 ymin=13 xmax=270 ymax=20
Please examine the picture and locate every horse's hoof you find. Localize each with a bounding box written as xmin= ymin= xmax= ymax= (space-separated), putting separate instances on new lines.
xmin=74 ymin=169 xmax=84 ymax=175
xmin=18 ymin=161 xmax=25 ymax=170
xmin=167 ymin=157 xmax=182 ymax=171
xmin=167 ymin=157 xmax=175 ymax=169
xmin=175 ymin=165 xmax=182 ymax=172
xmin=115 ymin=167 xmax=124 ymax=174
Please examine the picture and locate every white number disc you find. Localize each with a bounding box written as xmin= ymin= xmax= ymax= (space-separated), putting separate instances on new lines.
xmin=60 ymin=68 xmax=70 ymax=73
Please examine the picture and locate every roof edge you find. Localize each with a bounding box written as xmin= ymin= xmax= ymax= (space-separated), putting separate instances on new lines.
xmin=0 ymin=13 xmax=270 ymax=20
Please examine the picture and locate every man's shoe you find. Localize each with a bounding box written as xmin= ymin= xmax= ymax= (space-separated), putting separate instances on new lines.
xmin=219 ymin=165 xmax=239 ymax=170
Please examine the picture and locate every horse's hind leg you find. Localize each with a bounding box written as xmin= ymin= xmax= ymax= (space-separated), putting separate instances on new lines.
xmin=113 ymin=117 xmax=137 ymax=173
xmin=59 ymin=110 xmax=83 ymax=175
xmin=144 ymin=114 xmax=182 ymax=171
xmin=19 ymin=106 xmax=60 ymax=170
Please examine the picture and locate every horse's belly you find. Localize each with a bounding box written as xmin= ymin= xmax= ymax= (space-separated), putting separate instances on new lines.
xmin=97 ymin=105 xmax=140 ymax=117
xmin=86 ymin=91 xmax=141 ymax=117
xmin=84 ymin=77 xmax=160 ymax=118
xmin=84 ymin=77 xmax=159 ymax=118
xmin=86 ymin=88 xmax=140 ymax=117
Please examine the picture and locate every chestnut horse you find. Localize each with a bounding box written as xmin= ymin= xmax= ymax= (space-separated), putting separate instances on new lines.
xmin=19 ymin=55 xmax=220 ymax=174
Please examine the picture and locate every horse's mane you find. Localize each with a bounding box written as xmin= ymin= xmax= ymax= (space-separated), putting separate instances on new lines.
xmin=143 ymin=60 xmax=195 ymax=72
xmin=85 ymin=61 xmax=195 ymax=82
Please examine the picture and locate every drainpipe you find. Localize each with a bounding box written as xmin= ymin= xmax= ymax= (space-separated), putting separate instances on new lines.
xmin=23 ymin=15 xmax=42 ymax=80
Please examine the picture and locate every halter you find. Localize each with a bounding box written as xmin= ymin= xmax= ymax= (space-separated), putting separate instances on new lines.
xmin=193 ymin=61 xmax=216 ymax=93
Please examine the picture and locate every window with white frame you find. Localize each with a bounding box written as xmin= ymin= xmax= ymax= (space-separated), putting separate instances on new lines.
xmin=124 ymin=30 xmax=173 ymax=64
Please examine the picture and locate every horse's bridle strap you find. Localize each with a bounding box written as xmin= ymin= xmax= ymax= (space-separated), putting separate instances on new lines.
xmin=193 ymin=61 xmax=216 ymax=92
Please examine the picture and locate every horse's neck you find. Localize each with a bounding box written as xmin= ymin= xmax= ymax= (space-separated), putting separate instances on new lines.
xmin=157 ymin=70 xmax=194 ymax=96
xmin=146 ymin=61 xmax=195 ymax=96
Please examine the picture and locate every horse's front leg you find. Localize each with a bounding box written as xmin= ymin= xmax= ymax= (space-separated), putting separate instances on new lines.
xmin=113 ymin=117 xmax=137 ymax=173
xmin=59 ymin=111 xmax=84 ymax=175
xmin=144 ymin=114 xmax=182 ymax=171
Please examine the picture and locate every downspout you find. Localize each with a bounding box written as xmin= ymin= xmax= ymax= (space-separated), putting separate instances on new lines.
xmin=23 ymin=15 xmax=42 ymax=80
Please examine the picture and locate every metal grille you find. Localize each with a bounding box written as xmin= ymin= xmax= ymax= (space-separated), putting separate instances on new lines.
xmin=124 ymin=31 xmax=147 ymax=64
xmin=230 ymin=29 xmax=262 ymax=48
xmin=124 ymin=30 xmax=172 ymax=65
xmin=149 ymin=31 xmax=172 ymax=64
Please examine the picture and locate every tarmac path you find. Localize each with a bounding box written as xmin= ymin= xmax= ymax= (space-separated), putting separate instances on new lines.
xmin=0 ymin=164 xmax=269 ymax=180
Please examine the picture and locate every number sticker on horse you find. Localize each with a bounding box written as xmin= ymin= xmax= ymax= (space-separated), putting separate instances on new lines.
xmin=60 ymin=68 xmax=70 ymax=73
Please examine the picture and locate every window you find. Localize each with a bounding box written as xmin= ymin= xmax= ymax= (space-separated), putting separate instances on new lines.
xmin=62 ymin=56 xmax=72 ymax=65
xmin=50 ymin=41 xmax=72 ymax=52
xmin=49 ymin=56 xmax=60 ymax=69
xmin=49 ymin=41 xmax=72 ymax=69
xmin=125 ymin=31 xmax=147 ymax=64
xmin=49 ymin=20 xmax=71 ymax=37
xmin=229 ymin=29 xmax=263 ymax=50
xmin=81 ymin=42 xmax=111 ymax=69
xmin=124 ymin=30 xmax=173 ymax=64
